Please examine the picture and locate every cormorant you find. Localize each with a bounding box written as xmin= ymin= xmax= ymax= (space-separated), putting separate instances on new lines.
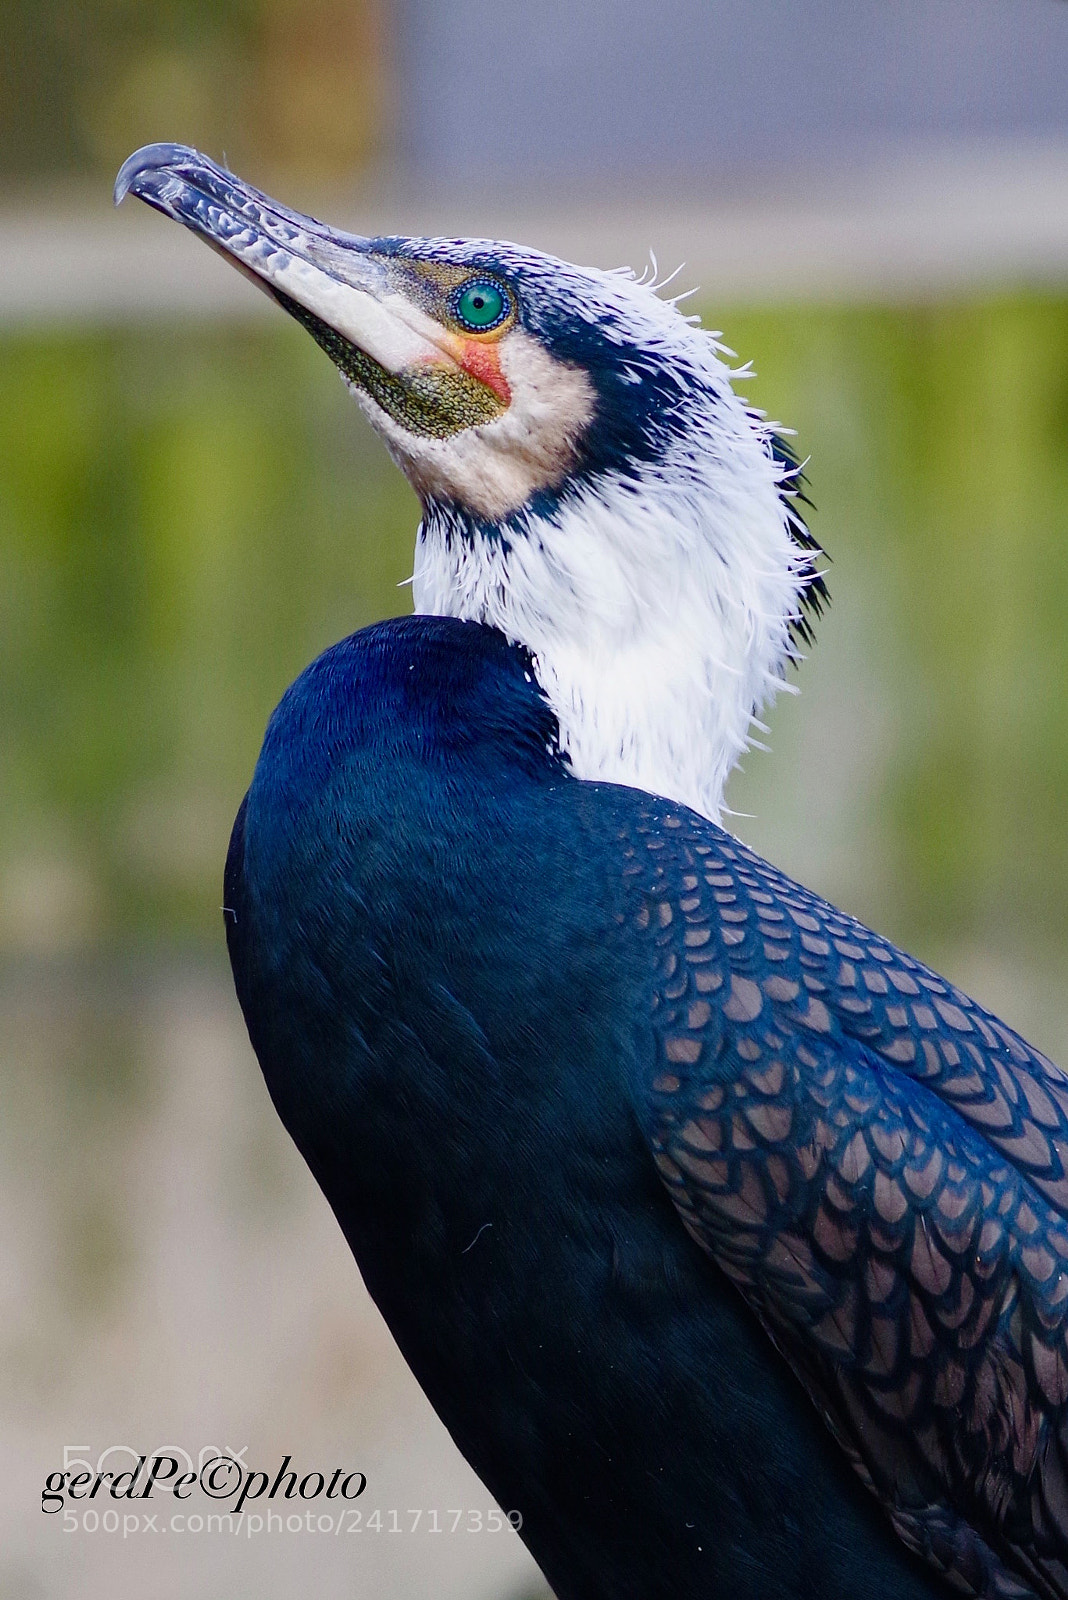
xmin=117 ymin=143 xmax=1068 ymax=1600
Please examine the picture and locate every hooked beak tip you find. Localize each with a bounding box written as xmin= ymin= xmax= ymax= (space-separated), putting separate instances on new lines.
xmin=114 ymin=142 xmax=200 ymax=207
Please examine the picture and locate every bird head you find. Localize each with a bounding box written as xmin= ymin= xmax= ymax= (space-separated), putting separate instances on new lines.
xmin=117 ymin=143 xmax=826 ymax=820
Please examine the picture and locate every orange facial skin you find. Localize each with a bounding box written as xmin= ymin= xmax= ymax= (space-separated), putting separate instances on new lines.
xmin=456 ymin=338 xmax=512 ymax=405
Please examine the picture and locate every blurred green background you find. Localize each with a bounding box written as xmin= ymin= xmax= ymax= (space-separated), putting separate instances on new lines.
xmin=5 ymin=299 xmax=1068 ymax=969
xmin=5 ymin=3 xmax=1068 ymax=1599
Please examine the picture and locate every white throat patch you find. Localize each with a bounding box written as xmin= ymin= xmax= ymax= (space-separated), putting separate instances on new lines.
xmin=347 ymin=324 xmax=596 ymax=522
xmin=412 ymin=388 xmax=814 ymax=823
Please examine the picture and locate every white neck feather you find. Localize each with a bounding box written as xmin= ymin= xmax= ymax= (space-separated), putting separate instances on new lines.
xmin=412 ymin=386 xmax=812 ymax=823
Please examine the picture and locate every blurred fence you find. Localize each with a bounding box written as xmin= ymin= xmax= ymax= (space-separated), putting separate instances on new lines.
xmin=5 ymin=141 xmax=1068 ymax=323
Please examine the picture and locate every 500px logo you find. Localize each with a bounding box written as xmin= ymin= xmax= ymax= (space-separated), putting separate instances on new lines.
xmin=42 ymin=1446 xmax=367 ymax=1516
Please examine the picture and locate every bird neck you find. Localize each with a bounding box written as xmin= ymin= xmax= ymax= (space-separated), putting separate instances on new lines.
xmin=411 ymin=445 xmax=812 ymax=822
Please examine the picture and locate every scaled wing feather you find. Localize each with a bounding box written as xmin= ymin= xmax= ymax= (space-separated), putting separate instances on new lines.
xmin=627 ymin=806 xmax=1068 ymax=1600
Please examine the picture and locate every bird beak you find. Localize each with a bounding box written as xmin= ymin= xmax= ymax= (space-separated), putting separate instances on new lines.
xmin=114 ymin=143 xmax=450 ymax=381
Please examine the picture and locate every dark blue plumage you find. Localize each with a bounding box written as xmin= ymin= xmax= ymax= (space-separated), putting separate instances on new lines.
xmin=223 ymin=616 xmax=1064 ymax=1600
xmin=224 ymin=617 xmax=938 ymax=1600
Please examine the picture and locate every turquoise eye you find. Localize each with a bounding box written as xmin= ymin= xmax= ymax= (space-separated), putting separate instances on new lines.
xmin=454 ymin=279 xmax=509 ymax=331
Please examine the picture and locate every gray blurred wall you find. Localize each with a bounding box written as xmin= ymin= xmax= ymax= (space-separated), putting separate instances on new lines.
xmin=397 ymin=0 xmax=1068 ymax=193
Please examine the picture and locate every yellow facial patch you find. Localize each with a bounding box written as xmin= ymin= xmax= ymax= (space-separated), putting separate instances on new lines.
xmin=394 ymin=360 xmax=508 ymax=435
